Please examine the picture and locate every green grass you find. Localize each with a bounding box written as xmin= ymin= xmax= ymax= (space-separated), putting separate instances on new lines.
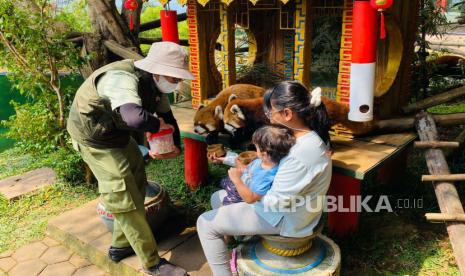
xmin=0 ymin=139 xmax=462 ymax=273
xmin=0 ymin=148 xmax=98 ymax=254
xmin=428 ymin=102 xmax=465 ymax=114
xmin=0 ymin=148 xmax=52 ymax=180
xmin=0 ymin=183 xmax=97 ymax=254
xmin=145 ymin=153 xmax=227 ymax=221
xmin=339 ymin=213 xmax=459 ymax=275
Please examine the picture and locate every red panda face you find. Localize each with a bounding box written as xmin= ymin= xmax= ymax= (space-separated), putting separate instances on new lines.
xmin=223 ymin=103 xmax=246 ymax=134
xmin=194 ymin=105 xmax=224 ymax=134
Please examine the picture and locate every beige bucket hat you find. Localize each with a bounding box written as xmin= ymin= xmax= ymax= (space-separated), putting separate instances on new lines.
xmin=134 ymin=41 xmax=195 ymax=80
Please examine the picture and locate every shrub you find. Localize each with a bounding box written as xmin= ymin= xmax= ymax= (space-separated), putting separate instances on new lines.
xmin=50 ymin=146 xmax=86 ymax=185
xmin=1 ymin=101 xmax=62 ymax=154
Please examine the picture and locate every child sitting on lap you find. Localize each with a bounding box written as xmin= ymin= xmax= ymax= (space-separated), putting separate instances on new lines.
xmin=218 ymin=125 xmax=295 ymax=205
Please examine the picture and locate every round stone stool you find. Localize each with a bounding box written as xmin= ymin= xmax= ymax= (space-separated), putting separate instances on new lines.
xmin=237 ymin=234 xmax=341 ymax=276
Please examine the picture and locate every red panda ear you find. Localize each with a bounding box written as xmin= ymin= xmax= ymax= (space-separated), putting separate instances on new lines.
xmin=230 ymin=105 xmax=245 ymax=120
xmin=228 ymin=94 xmax=238 ymax=103
xmin=198 ymin=103 xmax=205 ymax=110
xmin=214 ymin=105 xmax=223 ymax=120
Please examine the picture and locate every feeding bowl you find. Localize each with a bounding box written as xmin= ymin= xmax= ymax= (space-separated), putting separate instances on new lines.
xmin=237 ymin=151 xmax=258 ymax=166
xmin=207 ymin=144 xmax=226 ymax=159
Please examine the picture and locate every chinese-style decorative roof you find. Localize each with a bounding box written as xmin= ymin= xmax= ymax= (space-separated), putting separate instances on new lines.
xmin=164 ymin=0 xmax=292 ymax=7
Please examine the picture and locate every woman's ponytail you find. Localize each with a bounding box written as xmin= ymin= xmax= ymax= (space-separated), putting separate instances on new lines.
xmin=305 ymin=87 xmax=332 ymax=148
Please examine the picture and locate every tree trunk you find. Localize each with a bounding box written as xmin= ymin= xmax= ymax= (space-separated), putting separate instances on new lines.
xmin=85 ymin=0 xmax=142 ymax=70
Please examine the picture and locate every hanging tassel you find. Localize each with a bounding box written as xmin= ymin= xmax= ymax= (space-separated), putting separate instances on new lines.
xmin=380 ymin=11 xmax=386 ymax=39
xmin=123 ymin=0 xmax=138 ymax=31
xmin=129 ymin=14 xmax=134 ymax=30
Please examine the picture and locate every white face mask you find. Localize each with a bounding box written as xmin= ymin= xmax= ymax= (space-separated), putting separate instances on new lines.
xmin=153 ymin=75 xmax=179 ymax=94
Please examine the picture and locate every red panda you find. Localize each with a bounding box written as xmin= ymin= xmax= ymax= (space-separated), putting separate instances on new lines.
xmin=321 ymin=96 xmax=375 ymax=136
xmin=223 ymin=94 xmax=375 ymax=137
xmin=193 ymin=84 xmax=265 ymax=136
xmin=223 ymin=97 xmax=267 ymax=136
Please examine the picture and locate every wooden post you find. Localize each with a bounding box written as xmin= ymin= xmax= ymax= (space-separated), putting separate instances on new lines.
xmin=187 ymin=0 xmax=206 ymax=109
xmin=219 ymin=3 xmax=236 ymax=89
xmin=293 ymin=0 xmax=311 ymax=87
xmin=415 ymin=111 xmax=465 ymax=275
xmin=327 ymin=173 xmax=361 ymax=237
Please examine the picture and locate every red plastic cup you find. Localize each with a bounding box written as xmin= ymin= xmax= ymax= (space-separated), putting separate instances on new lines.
xmin=148 ymin=128 xmax=175 ymax=155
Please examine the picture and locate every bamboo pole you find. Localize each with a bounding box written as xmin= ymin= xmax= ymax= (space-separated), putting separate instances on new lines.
xmin=444 ymin=128 xmax=465 ymax=157
xmin=426 ymin=213 xmax=465 ymax=222
xmin=429 ymin=45 xmax=465 ymax=57
xmin=414 ymin=141 xmax=460 ymax=149
xmin=434 ymin=113 xmax=465 ymax=126
xmin=422 ymin=174 xmax=465 ymax=182
xmin=415 ymin=111 xmax=465 ymax=275
xmin=376 ymin=113 xmax=465 ymax=133
xmin=402 ymin=85 xmax=465 ymax=114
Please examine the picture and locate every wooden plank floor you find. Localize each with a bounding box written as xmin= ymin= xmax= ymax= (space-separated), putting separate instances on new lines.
xmin=171 ymin=105 xmax=416 ymax=180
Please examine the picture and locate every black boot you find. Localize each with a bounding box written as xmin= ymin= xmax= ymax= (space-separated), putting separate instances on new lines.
xmin=143 ymin=258 xmax=187 ymax=276
xmin=108 ymin=246 xmax=135 ymax=262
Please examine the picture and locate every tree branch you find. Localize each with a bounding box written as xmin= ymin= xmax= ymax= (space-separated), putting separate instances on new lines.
xmin=103 ymin=40 xmax=143 ymax=60
xmin=0 ymin=32 xmax=29 ymax=68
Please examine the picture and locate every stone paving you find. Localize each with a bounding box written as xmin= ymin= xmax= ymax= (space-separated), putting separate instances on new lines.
xmin=0 ymin=238 xmax=107 ymax=276
xmin=47 ymin=199 xmax=212 ymax=276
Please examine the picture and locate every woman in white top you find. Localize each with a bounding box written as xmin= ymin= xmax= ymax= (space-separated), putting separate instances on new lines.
xmin=197 ymin=81 xmax=333 ymax=276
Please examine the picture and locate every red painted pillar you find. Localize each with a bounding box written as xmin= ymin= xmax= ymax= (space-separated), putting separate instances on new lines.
xmin=183 ymin=137 xmax=208 ymax=190
xmin=327 ymin=173 xmax=361 ymax=237
xmin=349 ymin=1 xmax=378 ymax=122
xmin=160 ymin=10 xmax=180 ymax=44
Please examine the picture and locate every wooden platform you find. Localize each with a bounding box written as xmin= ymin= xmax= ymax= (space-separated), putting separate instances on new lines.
xmin=171 ymin=105 xmax=416 ymax=180
xmin=0 ymin=167 xmax=56 ymax=201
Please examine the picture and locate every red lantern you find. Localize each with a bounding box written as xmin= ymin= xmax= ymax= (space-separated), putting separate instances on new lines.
xmin=437 ymin=0 xmax=447 ymax=12
xmin=160 ymin=10 xmax=180 ymax=44
xmin=370 ymin=0 xmax=394 ymax=39
xmin=124 ymin=0 xmax=139 ymax=31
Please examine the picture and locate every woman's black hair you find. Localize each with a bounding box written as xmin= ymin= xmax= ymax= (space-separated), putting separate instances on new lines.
xmin=263 ymin=81 xmax=332 ymax=147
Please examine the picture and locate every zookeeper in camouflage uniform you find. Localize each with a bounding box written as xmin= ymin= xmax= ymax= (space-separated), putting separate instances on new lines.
xmin=67 ymin=42 xmax=194 ymax=276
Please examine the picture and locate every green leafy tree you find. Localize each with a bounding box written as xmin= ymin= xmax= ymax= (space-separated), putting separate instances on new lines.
xmin=0 ymin=0 xmax=187 ymax=182
xmin=0 ymin=0 xmax=83 ymax=133
xmin=415 ymin=0 xmax=449 ymax=100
